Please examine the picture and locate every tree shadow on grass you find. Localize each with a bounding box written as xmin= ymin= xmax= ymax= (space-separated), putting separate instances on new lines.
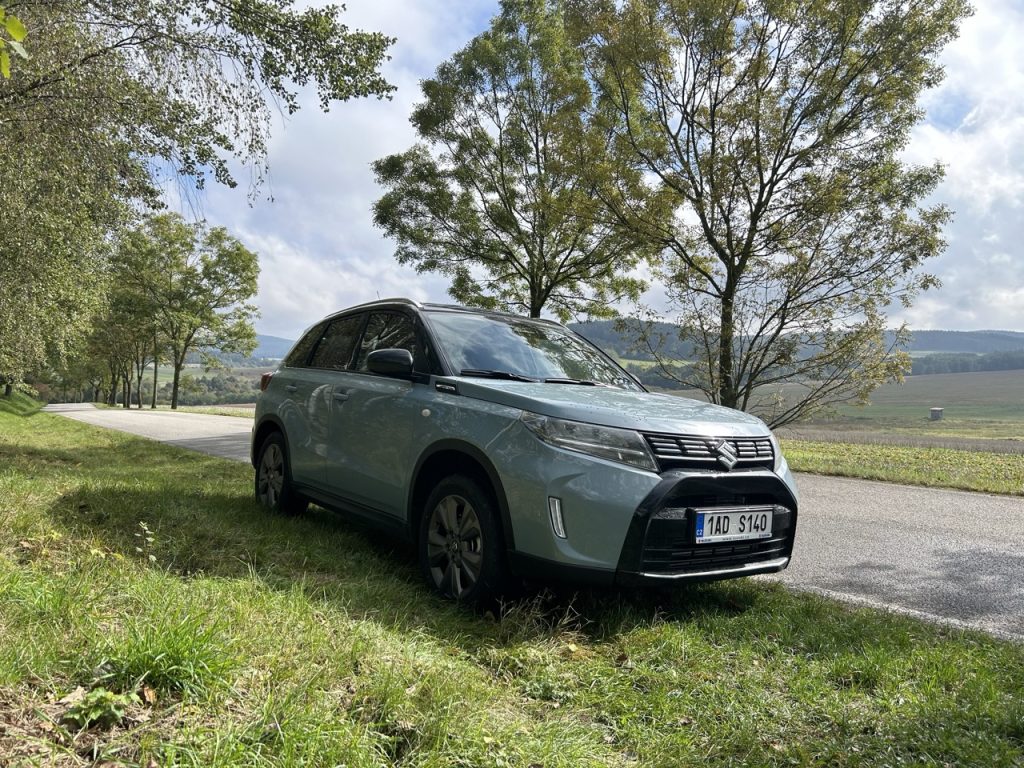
xmin=39 ymin=446 xmax=765 ymax=645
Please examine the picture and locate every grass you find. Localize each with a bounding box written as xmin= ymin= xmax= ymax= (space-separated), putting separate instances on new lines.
xmin=180 ymin=405 xmax=256 ymax=417
xmin=1 ymin=407 xmax=1022 ymax=765
xmin=782 ymin=439 xmax=1024 ymax=496
xmin=95 ymin=403 xmax=256 ymax=417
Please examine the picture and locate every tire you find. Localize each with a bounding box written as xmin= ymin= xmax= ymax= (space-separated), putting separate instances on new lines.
xmin=254 ymin=432 xmax=308 ymax=516
xmin=418 ymin=474 xmax=507 ymax=603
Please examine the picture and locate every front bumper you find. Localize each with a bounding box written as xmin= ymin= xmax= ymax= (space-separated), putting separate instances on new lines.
xmin=509 ymin=469 xmax=798 ymax=587
xmin=616 ymin=470 xmax=797 ymax=582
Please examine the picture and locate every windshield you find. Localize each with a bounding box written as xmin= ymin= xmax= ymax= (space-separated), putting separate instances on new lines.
xmin=424 ymin=311 xmax=642 ymax=390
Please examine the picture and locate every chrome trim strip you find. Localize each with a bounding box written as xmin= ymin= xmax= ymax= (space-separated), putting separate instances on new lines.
xmin=638 ymin=556 xmax=789 ymax=580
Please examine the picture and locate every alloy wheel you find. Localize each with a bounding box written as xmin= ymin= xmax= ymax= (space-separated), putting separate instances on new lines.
xmin=425 ymin=494 xmax=484 ymax=599
xmin=257 ymin=442 xmax=285 ymax=507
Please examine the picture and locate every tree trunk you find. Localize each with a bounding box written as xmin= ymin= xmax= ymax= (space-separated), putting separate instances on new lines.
xmin=123 ymin=376 xmax=131 ymax=409
xmin=136 ymin=373 xmax=145 ymax=408
xmin=151 ymin=339 xmax=159 ymax=409
xmin=718 ymin=288 xmax=737 ymax=409
xmin=171 ymin=358 xmax=183 ymax=410
xmin=3 ymin=380 xmax=11 ymax=398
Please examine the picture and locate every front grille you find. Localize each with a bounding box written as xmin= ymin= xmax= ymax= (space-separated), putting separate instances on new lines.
xmin=640 ymin=504 xmax=793 ymax=575
xmin=643 ymin=432 xmax=774 ymax=471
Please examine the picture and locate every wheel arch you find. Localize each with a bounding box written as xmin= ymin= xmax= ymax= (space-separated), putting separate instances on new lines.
xmin=252 ymin=415 xmax=288 ymax=468
xmin=408 ymin=440 xmax=515 ymax=551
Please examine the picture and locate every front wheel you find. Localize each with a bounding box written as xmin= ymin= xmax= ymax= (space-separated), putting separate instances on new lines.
xmin=418 ymin=475 xmax=507 ymax=603
xmin=254 ymin=432 xmax=307 ymax=516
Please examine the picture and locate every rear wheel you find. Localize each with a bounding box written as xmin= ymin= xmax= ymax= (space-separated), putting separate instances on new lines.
xmin=419 ymin=475 xmax=506 ymax=603
xmin=254 ymin=432 xmax=307 ymax=516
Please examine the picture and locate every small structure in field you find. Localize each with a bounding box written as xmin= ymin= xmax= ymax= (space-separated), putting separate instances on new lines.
xmin=930 ymin=407 xmax=944 ymax=421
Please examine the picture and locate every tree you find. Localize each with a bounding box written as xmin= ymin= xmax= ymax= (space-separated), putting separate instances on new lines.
xmin=587 ymin=0 xmax=968 ymax=425
xmin=117 ymin=214 xmax=260 ymax=409
xmin=1 ymin=0 xmax=394 ymax=191
xmin=0 ymin=1 xmax=392 ymax=388
xmin=373 ymin=0 xmax=651 ymax=321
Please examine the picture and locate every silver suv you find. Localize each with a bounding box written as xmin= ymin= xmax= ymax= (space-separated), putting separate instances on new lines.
xmin=253 ymin=299 xmax=798 ymax=602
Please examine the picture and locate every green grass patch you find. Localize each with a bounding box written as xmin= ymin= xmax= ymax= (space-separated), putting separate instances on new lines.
xmin=783 ymin=439 xmax=1024 ymax=495
xmin=0 ymin=390 xmax=42 ymax=416
xmin=1 ymin=410 xmax=1022 ymax=765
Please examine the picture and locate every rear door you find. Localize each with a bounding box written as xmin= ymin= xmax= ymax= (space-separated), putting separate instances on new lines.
xmin=303 ymin=313 xmax=367 ymax=488
xmin=269 ymin=320 xmax=331 ymax=487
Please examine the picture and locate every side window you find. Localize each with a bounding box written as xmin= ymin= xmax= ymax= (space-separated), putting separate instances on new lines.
xmin=283 ymin=322 xmax=327 ymax=368
xmin=353 ymin=312 xmax=418 ymax=372
xmin=309 ymin=315 xmax=364 ymax=370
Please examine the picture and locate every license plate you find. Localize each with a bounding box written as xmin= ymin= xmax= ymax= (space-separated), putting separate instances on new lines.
xmin=695 ymin=507 xmax=773 ymax=544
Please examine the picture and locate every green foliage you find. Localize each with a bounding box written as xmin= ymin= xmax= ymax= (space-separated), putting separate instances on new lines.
xmin=0 ymin=6 xmax=29 ymax=78
xmin=0 ymin=390 xmax=40 ymax=416
xmin=586 ymin=0 xmax=972 ymax=426
xmin=912 ymin=350 xmax=1024 ymax=375
xmin=0 ymin=1 xmax=393 ymax=190
xmin=99 ymin=609 xmax=236 ymax=696
xmin=373 ymin=0 xmax=652 ymax=321
xmin=60 ymin=687 xmax=137 ymax=730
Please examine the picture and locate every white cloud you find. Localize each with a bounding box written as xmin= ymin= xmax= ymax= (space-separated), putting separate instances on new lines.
xmin=892 ymin=0 xmax=1024 ymax=331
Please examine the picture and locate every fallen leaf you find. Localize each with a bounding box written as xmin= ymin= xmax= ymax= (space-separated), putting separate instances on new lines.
xmin=140 ymin=685 xmax=158 ymax=706
xmin=57 ymin=686 xmax=86 ymax=707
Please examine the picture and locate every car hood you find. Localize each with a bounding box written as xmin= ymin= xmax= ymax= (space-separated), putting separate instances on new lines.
xmin=449 ymin=379 xmax=770 ymax=436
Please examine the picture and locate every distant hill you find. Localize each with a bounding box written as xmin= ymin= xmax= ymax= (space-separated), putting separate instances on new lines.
xmin=887 ymin=329 xmax=1024 ymax=354
xmin=570 ymin=321 xmax=1024 ymax=359
xmin=254 ymin=334 xmax=296 ymax=359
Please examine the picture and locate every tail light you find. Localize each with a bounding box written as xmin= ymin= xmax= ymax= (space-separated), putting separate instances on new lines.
xmin=259 ymin=372 xmax=274 ymax=392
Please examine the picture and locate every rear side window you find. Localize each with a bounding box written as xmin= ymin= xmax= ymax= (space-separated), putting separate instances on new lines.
xmin=353 ymin=312 xmax=418 ymax=372
xmin=283 ymin=321 xmax=327 ymax=368
xmin=310 ymin=315 xmax=364 ymax=370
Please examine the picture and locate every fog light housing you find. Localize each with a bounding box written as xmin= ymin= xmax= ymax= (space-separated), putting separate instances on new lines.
xmin=548 ymin=496 xmax=567 ymax=539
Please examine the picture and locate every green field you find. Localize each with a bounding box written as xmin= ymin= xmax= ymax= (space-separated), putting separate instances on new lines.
xmin=1 ymin=400 xmax=1022 ymax=766
xmin=643 ymin=368 xmax=1024 ymax=442
xmin=805 ymin=370 xmax=1024 ymax=440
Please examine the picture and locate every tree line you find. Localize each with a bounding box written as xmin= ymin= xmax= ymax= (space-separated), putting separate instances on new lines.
xmin=911 ymin=351 xmax=1024 ymax=376
xmin=0 ymin=0 xmax=393 ymax=405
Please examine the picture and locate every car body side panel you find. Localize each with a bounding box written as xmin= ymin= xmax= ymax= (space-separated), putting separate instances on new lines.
xmin=259 ymin=367 xmax=333 ymax=487
xmin=488 ymin=423 xmax=662 ymax=569
xmin=323 ymin=372 xmax=424 ymax=517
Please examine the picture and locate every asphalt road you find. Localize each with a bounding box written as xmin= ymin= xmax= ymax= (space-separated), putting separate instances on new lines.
xmin=45 ymin=403 xmax=1024 ymax=640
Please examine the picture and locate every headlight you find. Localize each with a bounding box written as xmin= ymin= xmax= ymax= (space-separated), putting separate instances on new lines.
xmin=769 ymin=433 xmax=784 ymax=472
xmin=519 ymin=412 xmax=659 ymax=473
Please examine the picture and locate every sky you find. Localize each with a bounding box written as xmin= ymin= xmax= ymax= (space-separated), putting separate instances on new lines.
xmin=195 ymin=0 xmax=1024 ymax=340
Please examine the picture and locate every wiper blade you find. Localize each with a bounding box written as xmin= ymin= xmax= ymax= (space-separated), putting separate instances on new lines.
xmin=460 ymin=368 xmax=538 ymax=382
xmin=544 ymin=377 xmax=600 ymax=386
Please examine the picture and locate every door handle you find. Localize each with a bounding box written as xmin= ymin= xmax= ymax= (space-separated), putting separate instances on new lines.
xmin=285 ymin=384 xmax=298 ymax=393
xmin=332 ymin=391 xmax=350 ymax=402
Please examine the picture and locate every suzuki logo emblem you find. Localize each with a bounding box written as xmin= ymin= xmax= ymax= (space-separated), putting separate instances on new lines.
xmin=707 ymin=439 xmax=738 ymax=470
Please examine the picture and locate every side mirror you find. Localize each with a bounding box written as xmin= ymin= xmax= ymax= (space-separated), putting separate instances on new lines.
xmin=367 ymin=348 xmax=414 ymax=378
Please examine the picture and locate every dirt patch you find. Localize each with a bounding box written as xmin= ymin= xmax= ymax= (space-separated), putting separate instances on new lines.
xmin=0 ymin=687 xmax=158 ymax=766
